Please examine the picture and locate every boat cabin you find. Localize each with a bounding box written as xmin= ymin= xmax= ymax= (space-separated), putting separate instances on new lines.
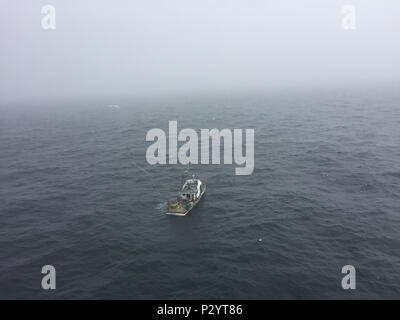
xmin=178 ymin=179 xmax=202 ymax=202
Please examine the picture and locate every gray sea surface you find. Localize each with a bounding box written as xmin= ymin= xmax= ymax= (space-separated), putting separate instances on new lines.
xmin=1 ymin=87 xmax=399 ymax=299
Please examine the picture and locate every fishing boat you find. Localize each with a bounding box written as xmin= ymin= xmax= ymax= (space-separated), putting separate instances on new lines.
xmin=167 ymin=166 xmax=206 ymax=216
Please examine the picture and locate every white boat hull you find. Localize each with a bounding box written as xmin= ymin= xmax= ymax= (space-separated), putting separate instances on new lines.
xmin=166 ymin=184 xmax=206 ymax=216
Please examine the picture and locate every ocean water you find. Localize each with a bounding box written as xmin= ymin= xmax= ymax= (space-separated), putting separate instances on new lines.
xmin=1 ymin=87 xmax=400 ymax=299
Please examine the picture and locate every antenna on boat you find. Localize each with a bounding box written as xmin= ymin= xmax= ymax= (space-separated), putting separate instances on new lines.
xmin=180 ymin=163 xmax=191 ymax=188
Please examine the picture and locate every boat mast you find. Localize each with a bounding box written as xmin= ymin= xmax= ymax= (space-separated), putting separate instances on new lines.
xmin=181 ymin=163 xmax=190 ymax=188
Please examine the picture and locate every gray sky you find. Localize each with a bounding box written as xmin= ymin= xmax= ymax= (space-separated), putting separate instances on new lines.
xmin=0 ymin=0 xmax=399 ymax=103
